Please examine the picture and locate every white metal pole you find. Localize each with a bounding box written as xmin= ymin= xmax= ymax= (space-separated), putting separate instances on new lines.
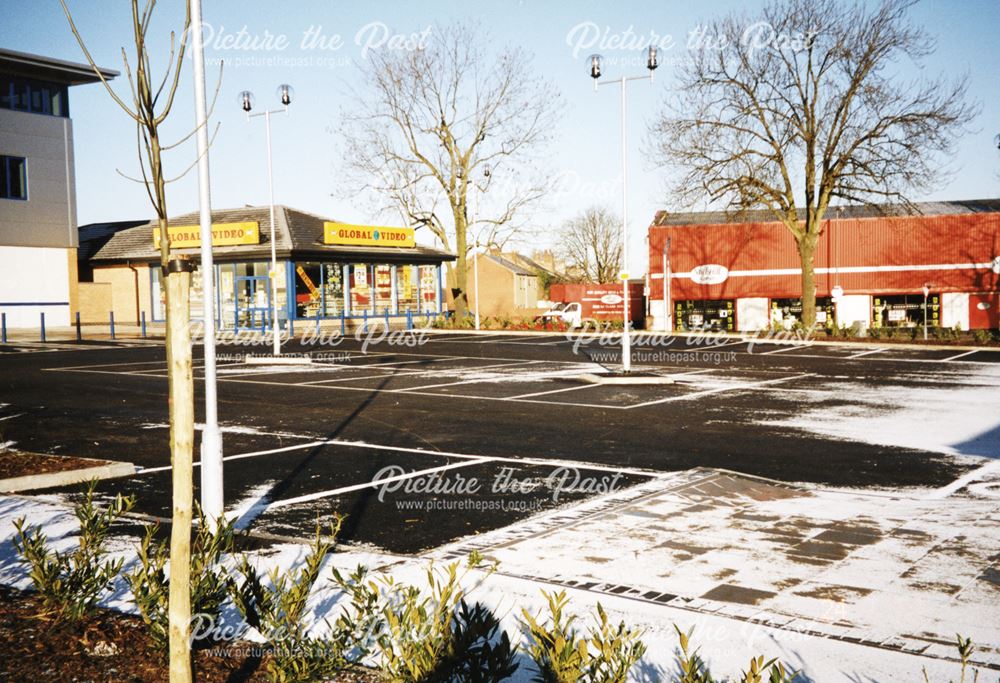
xmin=264 ymin=109 xmax=280 ymax=356
xmin=473 ymin=187 xmax=481 ymax=331
xmin=190 ymin=0 xmax=223 ymax=523
xmin=620 ymin=78 xmax=631 ymax=373
xmin=474 ymin=247 xmax=481 ymax=330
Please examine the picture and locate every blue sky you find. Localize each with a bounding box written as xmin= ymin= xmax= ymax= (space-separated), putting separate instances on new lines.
xmin=3 ymin=0 xmax=999 ymax=272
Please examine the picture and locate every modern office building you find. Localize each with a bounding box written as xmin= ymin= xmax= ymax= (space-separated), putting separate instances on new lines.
xmin=647 ymin=200 xmax=1000 ymax=332
xmin=0 ymin=48 xmax=116 ymax=328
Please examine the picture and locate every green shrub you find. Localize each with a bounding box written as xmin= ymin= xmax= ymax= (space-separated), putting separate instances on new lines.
xmin=923 ymin=634 xmax=980 ymax=683
xmin=972 ymin=329 xmax=991 ymax=345
xmin=126 ymin=506 xmax=237 ymax=650
xmin=335 ymin=552 xmax=516 ymax=682
xmin=520 ymin=589 xmax=646 ymax=683
xmin=673 ymin=626 xmax=795 ymax=683
xmin=12 ymin=479 xmax=134 ymax=622
xmin=672 ymin=626 xmax=713 ymax=683
xmin=231 ymin=521 xmax=352 ymax=683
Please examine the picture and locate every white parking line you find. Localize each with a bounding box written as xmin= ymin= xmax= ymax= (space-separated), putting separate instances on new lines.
xmin=393 ymin=361 xmax=550 ymax=391
xmin=135 ymin=441 xmax=329 ymax=474
xmin=848 ymin=347 xmax=887 ymax=359
xmin=758 ymin=345 xmax=803 ymax=355
xmin=941 ymin=349 xmax=979 ymax=362
xmin=627 ymin=373 xmax=812 ymax=408
xmin=216 ymin=375 xmax=623 ymax=409
xmin=265 ymin=460 xmax=489 ymax=510
xmin=303 ymin=359 xmax=542 ymax=386
xmin=507 ymin=383 xmax=600 ymax=399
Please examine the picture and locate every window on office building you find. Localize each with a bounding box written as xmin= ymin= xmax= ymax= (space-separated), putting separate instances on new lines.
xmin=0 ymin=77 xmax=69 ymax=117
xmin=0 ymin=155 xmax=27 ymax=200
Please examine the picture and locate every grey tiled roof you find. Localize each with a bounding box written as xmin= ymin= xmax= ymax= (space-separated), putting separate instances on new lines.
xmin=653 ymin=198 xmax=1000 ymax=227
xmin=77 ymin=220 xmax=148 ymax=261
xmin=484 ymin=254 xmax=536 ymax=276
xmin=87 ymin=205 xmax=454 ymax=264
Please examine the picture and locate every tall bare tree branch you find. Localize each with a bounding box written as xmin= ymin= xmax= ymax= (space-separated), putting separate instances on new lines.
xmin=649 ymin=0 xmax=977 ymax=325
xmin=340 ymin=22 xmax=560 ymax=316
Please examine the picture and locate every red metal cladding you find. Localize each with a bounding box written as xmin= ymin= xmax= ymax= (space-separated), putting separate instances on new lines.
xmin=648 ymin=212 xmax=1000 ymax=300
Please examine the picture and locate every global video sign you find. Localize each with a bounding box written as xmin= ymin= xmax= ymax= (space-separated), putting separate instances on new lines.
xmin=323 ymin=222 xmax=415 ymax=248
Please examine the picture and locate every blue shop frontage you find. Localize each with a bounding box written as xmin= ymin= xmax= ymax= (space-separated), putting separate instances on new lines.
xmin=83 ymin=205 xmax=454 ymax=330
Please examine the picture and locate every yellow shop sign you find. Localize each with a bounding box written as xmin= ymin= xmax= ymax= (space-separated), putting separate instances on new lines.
xmin=323 ymin=222 xmax=415 ymax=248
xmin=153 ymin=221 xmax=260 ymax=249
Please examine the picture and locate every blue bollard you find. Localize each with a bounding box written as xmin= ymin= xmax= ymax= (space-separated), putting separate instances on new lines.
xmin=1 ymin=312 xmax=6 ymax=343
xmin=384 ymin=307 xmax=390 ymax=328
xmin=40 ymin=312 xmax=46 ymax=342
xmin=315 ymin=316 xmax=320 ymax=335
xmin=340 ymin=310 xmax=345 ymax=336
xmin=363 ymin=309 xmax=368 ymax=333
xmin=141 ymin=311 xmax=147 ymax=338
xmin=110 ymin=311 xmax=116 ymax=340
xmin=288 ymin=316 xmax=294 ymax=338
xmin=406 ymin=309 xmax=413 ymax=331
xmin=76 ymin=312 xmax=82 ymax=341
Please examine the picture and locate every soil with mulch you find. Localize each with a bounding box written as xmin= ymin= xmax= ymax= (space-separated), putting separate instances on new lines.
xmin=0 ymin=586 xmax=378 ymax=682
xmin=0 ymin=451 xmax=114 ymax=480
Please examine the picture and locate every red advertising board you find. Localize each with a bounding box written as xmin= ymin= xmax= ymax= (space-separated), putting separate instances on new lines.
xmin=550 ymin=282 xmax=645 ymax=322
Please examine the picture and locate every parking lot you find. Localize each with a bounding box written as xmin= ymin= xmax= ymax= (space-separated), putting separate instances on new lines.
xmin=3 ymin=330 xmax=1000 ymax=673
xmin=0 ymin=330 xmax=997 ymax=552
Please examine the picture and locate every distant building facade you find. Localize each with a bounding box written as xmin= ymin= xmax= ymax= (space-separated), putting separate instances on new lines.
xmin=647 ymin=200 xmax=1000 ymax=332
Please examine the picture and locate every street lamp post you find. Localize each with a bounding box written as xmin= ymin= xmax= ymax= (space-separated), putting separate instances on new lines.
xmin=589 ymin=47 xmax=658 ymax=373
xmin=922 ymin=284 xmax=931 ymax=341
xmin=240 ymin=85 xmax=293 ymax=357
xmin=190 ymin=0 xmax=223 ymax=524
xmin=470 ymin=165 xmax=490 ymax=332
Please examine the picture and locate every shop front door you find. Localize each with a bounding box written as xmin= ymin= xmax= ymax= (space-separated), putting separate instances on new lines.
xmin=235 ymin=275 xmax=271 ymax=331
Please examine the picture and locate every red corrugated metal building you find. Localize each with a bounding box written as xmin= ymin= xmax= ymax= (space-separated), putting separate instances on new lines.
xmin=646 ymin=199 xmax=1000 ymax=332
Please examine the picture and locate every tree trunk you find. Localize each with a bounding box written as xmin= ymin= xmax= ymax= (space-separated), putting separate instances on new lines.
xmin=797 ymin=234 xmax=819 ymax=329
xmin=453 ymin=207 xmax=468 ymax=318
xmin=166 ymin=262 xmax=194 ymax=683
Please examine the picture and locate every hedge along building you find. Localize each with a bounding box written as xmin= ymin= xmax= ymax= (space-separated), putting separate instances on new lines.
xmin=646 ymin=199 xmax=1000 ymax=333
xmin=82 ymin=205 xmax=454 ymax=329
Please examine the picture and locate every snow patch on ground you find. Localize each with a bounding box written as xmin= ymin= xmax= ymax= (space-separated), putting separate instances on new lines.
xmin=759 ymin=367 xmax=1000 ymax=458
xmin=139 ymin=422 xmax=313 ymax=440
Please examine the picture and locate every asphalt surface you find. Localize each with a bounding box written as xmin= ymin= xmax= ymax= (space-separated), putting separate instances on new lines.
xmin=1 ymin=331 xmax=997 ymax=553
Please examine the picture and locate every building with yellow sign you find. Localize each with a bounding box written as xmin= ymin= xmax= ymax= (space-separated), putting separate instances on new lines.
xmin=78 ymin=205 xmax=454 ymax=329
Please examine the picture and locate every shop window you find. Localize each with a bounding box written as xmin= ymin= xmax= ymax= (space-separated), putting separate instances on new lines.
xmin=770 ymin=297 xmax=835 ymax=329
xmin=294 ymin=262 xmax=323 ymax=318
xmin=0 ymin=155 xmax=27 ymax=200
xmin=419 ymin=265 xmax=438 ymax=313
xmin=321 ymin=264 xmax=344 ymax=317
xmin=396 ymin=265 xmax=419 ymax=312
xmin=373 ymin=265 xmax=393 ymax=313
xmin=674 ymin=299 xmax=734 ymax=332
xmin=350 ymin=264 xmax=372 ymax=313
xmin=872 ymin=294 xmax=939 ymax=328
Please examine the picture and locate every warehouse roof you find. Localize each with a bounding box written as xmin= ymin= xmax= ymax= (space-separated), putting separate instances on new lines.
xmin=652 ymin=198 xmax=1000 ymax=227
xmin=87 ymin=205 xmax=455 ymax=265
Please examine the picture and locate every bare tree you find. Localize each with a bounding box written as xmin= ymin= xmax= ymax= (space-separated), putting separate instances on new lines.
xmin=559 ymin=206 xmax=622 ymax=283
xmin=649 ymin=0 xmax=976 ymax=325
xmin=59 ymin=1 xmax=214 ymax=679
xmin=341 ymin=22 xmax=559 ymax=316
